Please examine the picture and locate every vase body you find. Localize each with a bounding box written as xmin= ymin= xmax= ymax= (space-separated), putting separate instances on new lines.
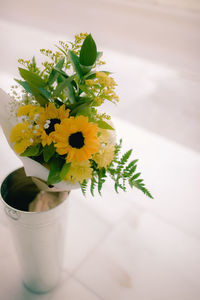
xmin=0 ymin=168 xmax=69 ymax=293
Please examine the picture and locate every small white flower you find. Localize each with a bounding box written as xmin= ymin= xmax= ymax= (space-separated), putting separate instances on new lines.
xmin=44 ymin=123 xmax=49 ymax=129
xmin=30 ymin=138 xmax=33 ymax=143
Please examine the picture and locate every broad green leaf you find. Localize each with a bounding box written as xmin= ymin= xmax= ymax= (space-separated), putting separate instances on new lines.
xmin=43 ymin=143 xmax=55 ymax=163
xmin=53 ymin=75 xmax=75 ymax=97
xmin=39 ymin=87 xmax=51 ymax=100
xmin=18 ymin=67 xmax=46 ymax=87
xmin=54 ymin=68 xmax=69 ymax=78
xmin=70 ymin=102 xmax=91 ymax=116
xmin=60 ymin=163 xmax=71 ymax=180
xmin=68 ymin=50 xmax=83 ymax=79
xmin=20 ymin=144 xmax=41 ymax=157
xmin=97 ymin=120 xmax=114 ymax=130
xmin=79 ymin=34 xmax=97 ymax=67
xmin=47 ymin=157 xmax=63 ymax=185
xmin=15 ymin=79 xmax=32 ymax=94
xmin=65 ymin=82 xmax=76 ymax=104
xmin=28 ymin=83 xmax=49 ymax=106
xmin=47 ymin=58 xmax=65 ymax=85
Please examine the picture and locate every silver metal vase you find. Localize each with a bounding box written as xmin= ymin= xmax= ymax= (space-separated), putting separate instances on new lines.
xmin=0 ymin=167 xmax=70 ymax=293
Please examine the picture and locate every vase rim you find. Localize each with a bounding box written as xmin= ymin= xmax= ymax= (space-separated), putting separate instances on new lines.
xmin=0 ymin=167 xmax=70 ymax=216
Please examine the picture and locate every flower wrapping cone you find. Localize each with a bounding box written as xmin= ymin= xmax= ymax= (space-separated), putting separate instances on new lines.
xmin=0 ymin=88 xmax=80 ymax=192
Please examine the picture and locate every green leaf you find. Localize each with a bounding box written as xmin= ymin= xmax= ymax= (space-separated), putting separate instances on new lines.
xmin=65 ymin=82 xmax=76 ymax=104
xmin=53 ymin=75 xmax=76 ymax=97
xmin=60 ymin=163 xmax=71 ymax=180
xmin=43 ymin=143 xmax=55 ymax=163
xmin=47 ymin=58 xmax=65 ymax=85
xmin=20 ymin=144 xmax=41 ymax=157
xmin=54 ymin=68 xmax=69 ymax=78
xmin=131 ymin=172 xmax=141 ymax=180
xmin=15 ymin=79 xmax=32 ymax=94
xmin=18 ymin=67 xmax=46 ymax=87
xmin=68 ymin=50 xmax=83 ymax=79
xmin=28 ymin=83 xmax=49 ymax=106
xmin=79 ymin=34 xmax=97 ymax=67
xmin=97 ymin=120 xmax=114 ymax=130
xmin=70 ymin=102 xmax=92 ymax=116
xmin=47 ymin=157 xmax=63 ymax=185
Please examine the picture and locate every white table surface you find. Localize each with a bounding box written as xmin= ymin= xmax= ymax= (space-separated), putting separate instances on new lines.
xmin=0 ymin=116 xmax=200 ymax=300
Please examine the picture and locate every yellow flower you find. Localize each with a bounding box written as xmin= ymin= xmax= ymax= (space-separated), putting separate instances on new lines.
xmin=37 ymin=103 xmax=70 ymax=146
xmin=10 ymin=122 xmax=38 ymax=154
xmin=96 ymin=72 xmax=117 ymax=88
xmin=94 ymin=97 xmax=104 ymax=106
xmin=54 ymin=115 xmax=100 ymax=163
xmin=65 ymin=160 xmax=92 ymax=183
xmin=98 ymin=127 xmax=116 ymax=145
xmin=17 ymin=104 xmax=44 ymax=121
xmin=93 ymin=143 xmax=115 ymax=168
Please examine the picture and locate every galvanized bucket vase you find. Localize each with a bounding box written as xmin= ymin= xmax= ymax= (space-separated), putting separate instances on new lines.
xmin=0 ymin=168 xmax=69 ymax=294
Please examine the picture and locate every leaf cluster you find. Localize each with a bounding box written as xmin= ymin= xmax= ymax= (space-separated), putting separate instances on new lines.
xmin=15 ymin=33 xmax=112 ymax=130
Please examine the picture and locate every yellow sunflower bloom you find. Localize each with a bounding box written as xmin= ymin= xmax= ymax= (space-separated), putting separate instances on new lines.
xmin=37 ymin=103 xmax=70 ymax=146
xmin=54 ymin=115 xmax=100 ymax=163
xmin=65 ymin=160 xmax=92 ymax=183
xmin=93 ymin=143 xmax=115 ymax=168
xmin=10 ymin=122 xmax=39 ymax=154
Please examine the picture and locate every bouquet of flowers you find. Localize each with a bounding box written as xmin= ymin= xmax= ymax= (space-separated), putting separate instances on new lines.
xmin=2 ymin=33 xmax=152 ymax=199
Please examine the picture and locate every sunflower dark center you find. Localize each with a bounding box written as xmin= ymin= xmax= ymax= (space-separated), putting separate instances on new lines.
xmin=68 ymin=131 xmax=85 ymax=149
xmin=44 ymin=118 xmax=61 ymax=135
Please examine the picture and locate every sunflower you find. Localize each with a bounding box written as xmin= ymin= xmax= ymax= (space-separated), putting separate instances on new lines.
xmin=37 ymin=103 xmax=70 ymax=146
xmin=54 ymin=116 xmax=100 ymax=162
xmin=65 ymin=160 xmax=93 ymax=183
xmin=10 ymin=122 xmax=40 ymax=154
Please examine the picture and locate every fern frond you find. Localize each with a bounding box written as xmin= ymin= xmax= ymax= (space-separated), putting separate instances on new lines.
xmin=80 ymin=180 xmax=87 ymax=196
xmin=129 ymin=178 xmax=153 ymax=199
xmin=97 ymin=168 xmax=106 ymax=195
xmin=116 ymin=149 xmax=132 ymax=174
xmin=90 ymin=176 xmax=97 ymax=196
